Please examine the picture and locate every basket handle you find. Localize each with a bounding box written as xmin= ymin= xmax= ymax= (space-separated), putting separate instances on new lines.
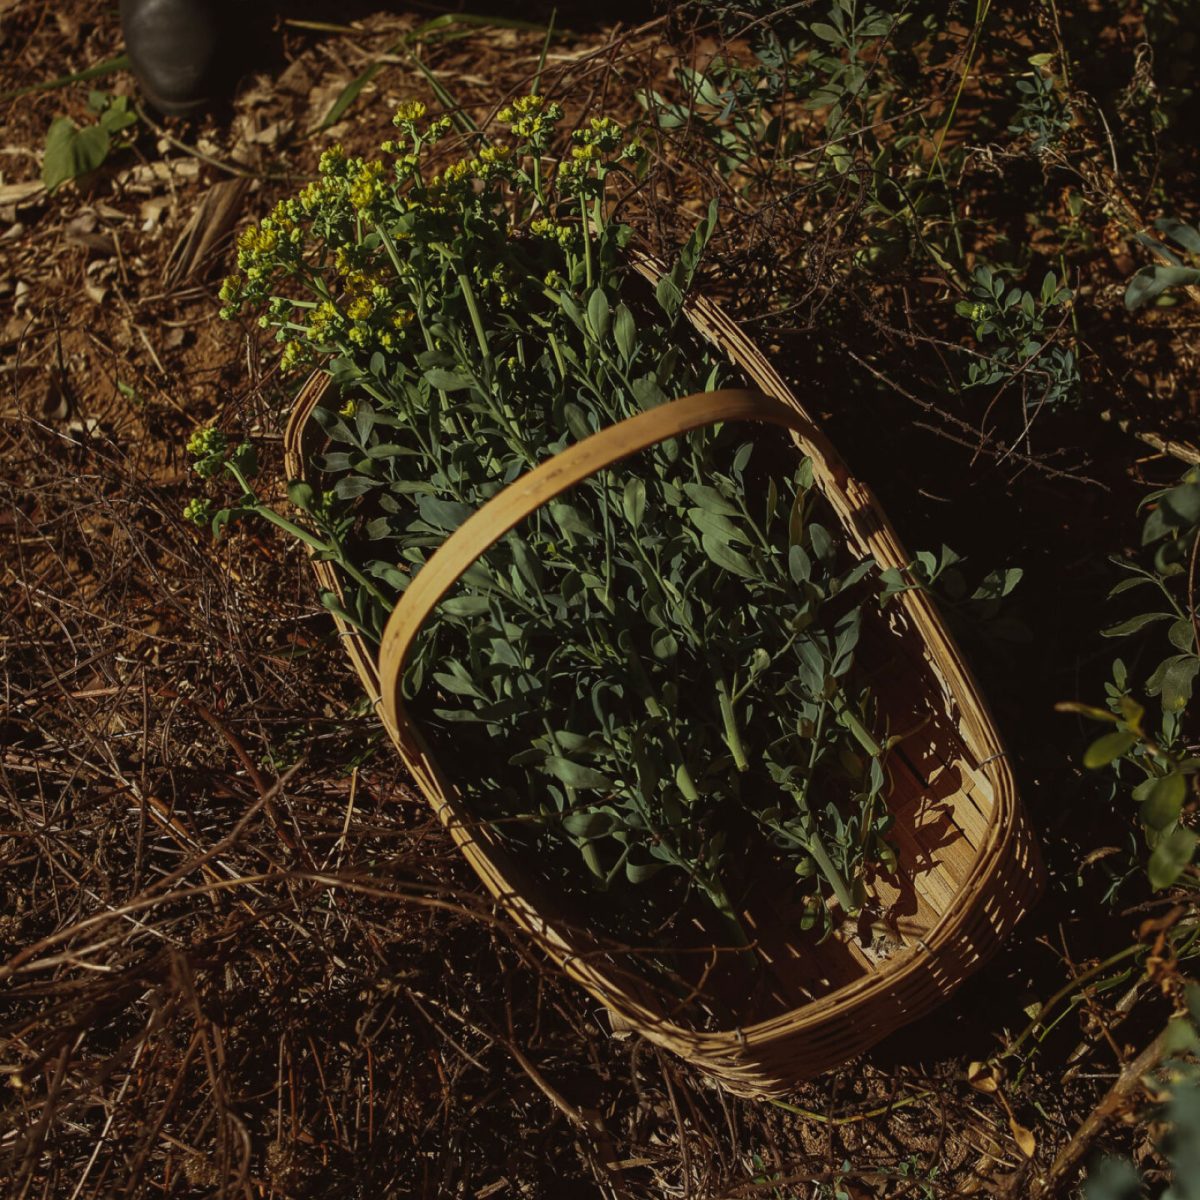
xmin=378 ymin=387 xmax=823 ymax=731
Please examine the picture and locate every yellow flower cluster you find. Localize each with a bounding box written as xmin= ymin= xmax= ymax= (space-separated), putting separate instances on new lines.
xmin=440 ymin=158 xmax=473 ymax=186
xmin=183 ymin=497 xmax=213 ymax=525
xmin=575 ymin=115 xmax=624 ymax=153
xmin=393 ymin=99 xmax=427 ymax=126
xmin=429 ymin=142 xmax=514 ymax=192
xmin=318 ymin=143 xmax=348 ymax=177
xmin=497 ymin=94 xmax=544 ymax=123
xmin=279 ymin=339 xmax=309 ymax=374
xmin=187 ymin=426 xmax=226 ymax=458
xmin=530 ymin=217 xmax=576 ymax=248
xmin=498 ymin=93 xmax=563 ymax=146
xmin=347 ymin=159 xmax=388 ymax=213
xmin=307 ymin=300 xmax=344 ymax=343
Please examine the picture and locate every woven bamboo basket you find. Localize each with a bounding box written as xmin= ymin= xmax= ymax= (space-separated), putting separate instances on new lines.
xmin=282 ymin=260 xmax=1043 ymax=1098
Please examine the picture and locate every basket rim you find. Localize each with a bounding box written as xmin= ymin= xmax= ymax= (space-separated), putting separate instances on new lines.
xmin=280 ymin=254 xmax=1032 ymax=1054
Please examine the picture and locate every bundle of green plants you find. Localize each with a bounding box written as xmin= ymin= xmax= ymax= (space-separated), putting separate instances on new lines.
xmin=192 ymin=96 xmax=898 ymax=984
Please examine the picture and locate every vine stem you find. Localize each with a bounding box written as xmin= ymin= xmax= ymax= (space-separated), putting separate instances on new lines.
xmin=224 ymin=462 xmax=390 ymax=609
xmin=1001 ymin=941 xmax=1143 ymax=1061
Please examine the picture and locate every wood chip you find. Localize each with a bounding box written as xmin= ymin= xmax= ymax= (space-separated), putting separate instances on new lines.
xmin=277 ymin=57 xmax=315 ymax=95
xmin=123 ymin=160 xmax=201 ymax=188
xmin=0 ymin=180 xmax=44 ymax=207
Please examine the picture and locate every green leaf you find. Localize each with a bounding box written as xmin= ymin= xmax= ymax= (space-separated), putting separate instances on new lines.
xmin=613 ymin=304 xmax=636 ymax=363
xmin=287 ymin=481 xmax=315 ymax=512
xmin=440 ymin=594 xmax=491 ymax=617
xmin=625 ymin=859 xmax=667 ymax=884
xmin=631 ymin=374 xmax=668 ymax=410
xmin=98 ymin=96 xmax=138 ymax=134
xmin=702 ymin=533 xmax=755 ymax=578
xmin=622 ymin=478 xmax=646 ymax=531
xmin=0 ymin=52 xmax=130 ymax=105
xmin=424 ymin=367 xmax=472 ymax=391
xmin=1083 ymin=729 xmax=1137 ymax=768
xmin=1153 ymin=217 xmax=1200 ymax=256
xmin=1161 ymin=483 xmax=1200 ymax=528
xmin=683 ymin=483 xmax=739 ymax=517
xmin=43 ymin=115 xmax=110 ymax=192
xmin=1162 ymin=656 xmax=1200 ymax=711
xmin=688 ymin=506 xmax=748 ymax=544
xmin=333 ymin=475 xmax=378 ymax=499
xmin=563 ymin=810 xmax=614 ymax=838
xmin=1107 ymin=575 xmax=1156 ymax=597
xmin=509 ymin=536 xmax=543 ymax=591
xmin=544 ymin=757 xmax=613 ymax=790
xmin=789 ymin=545 xmax=812 ymax=584
xmin=1148 ymin=826 xmax=1197 ymax=890
xmin=1169 ymin=617 xmax=1196 ymax=653
xmin=1101 ymin=612 xmax=1173 ymax=637
xmin=1125 ymin=265 xmax=1200 ymax=311
xmin=586 ymin=288 xmax=610 ymax=341
xmin=432 ymin=670 xmax=485 ymax=699
xmin=418 ymin=495 xmax=473 ymax=530
xmin=809 ymin=522 xmax=834 ymax=564
xmin=1141 ymin=772 xmax=1187 ymax=831
xmin=655 ymin=275 xmax=683 ymax=319
xmin=651 ymin=628 xmax=679 ymax=659
xmin=550 ymin=502 xmax=595 ymax=538
xmin=317 ymin=57 xmax=386 ymax=131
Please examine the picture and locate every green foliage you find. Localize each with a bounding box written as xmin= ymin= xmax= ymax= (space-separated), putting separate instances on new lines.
xmin=200 ymin=96 xmax=904 ymax=963
xmin=42 ymin=90 xmax=138 ymax=192
xmin=1126 ymin=217 xmax=1200 ymax=310
xmin=642 ymin=0 xmax=903 ymax=201
xmin=1061 ymin=469 xmax=1200 ymax=892
xmin=879 ymin=544 xmax=1027 ymax=645
xmin=956 ymin=265 xmax=1078 ymax=411
xmin=648 ymin=1 xmax=1092 ymax=448
xmin=1007 ymin=57 xmax=1073 ymax=155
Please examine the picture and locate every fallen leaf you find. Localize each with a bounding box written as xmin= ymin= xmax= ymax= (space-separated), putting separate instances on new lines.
xmin=967 ymin=1061 xmax=1000 ymax=1093
xmin=1010 ymin=1116 xmax=1036 ymax=1158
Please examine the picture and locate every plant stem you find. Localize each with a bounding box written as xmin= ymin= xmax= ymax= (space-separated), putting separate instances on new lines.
xmin=791 ymin=701 xmax=857 ymax=913
xmin=225 ymin=462 xmax=391 ymax=609
xmin=715 ymin=675 xmax=750 ymax=771
xmin=802 ymin=828 xmax=856 ymax=915
xmin=834 ymin=693 xmax=884 ymax=758
xmin=625 ymin=645 xmax=700 ymax=804
xmin=456 ymin=271 xmax=493 ymax=371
